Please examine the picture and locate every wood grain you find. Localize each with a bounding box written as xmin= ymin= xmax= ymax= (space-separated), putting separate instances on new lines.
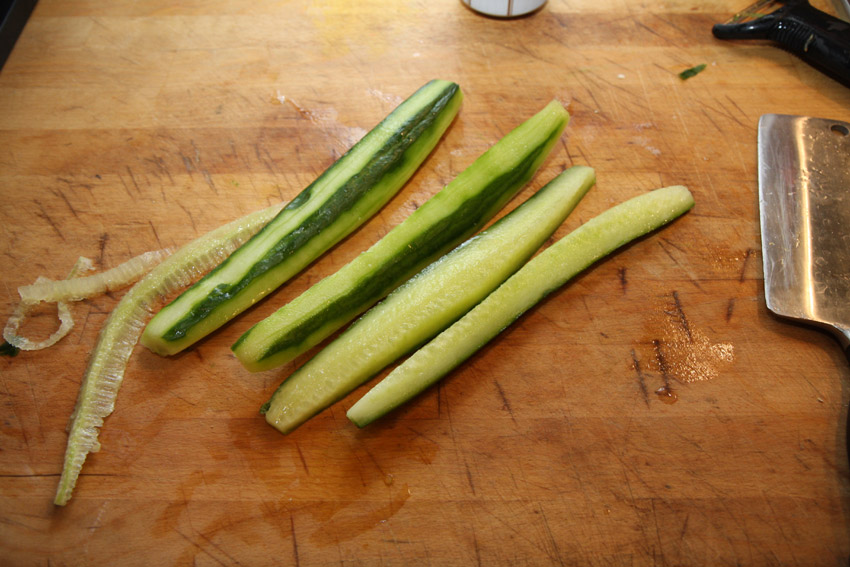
xmin=1 ymin=0 xmax=849 ymax=564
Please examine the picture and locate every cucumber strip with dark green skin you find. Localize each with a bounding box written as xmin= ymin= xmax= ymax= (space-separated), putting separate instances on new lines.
xmin=233 ymin=100 xmax=570 ymax=372
xmin=261 ymin=166 xmax=595 ymax=435
xmin=346 ymin=186 xmax=695 ymax=428
xmin=140 ymin=80 xmax=463 ymax=356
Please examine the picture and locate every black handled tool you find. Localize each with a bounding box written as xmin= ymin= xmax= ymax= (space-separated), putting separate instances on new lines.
xmin=713 ymin=0 xmax=850 ymax=87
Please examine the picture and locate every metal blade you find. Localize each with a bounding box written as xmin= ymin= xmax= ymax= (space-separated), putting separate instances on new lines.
xmin=758 ymin=114 xmax=850 ymax=347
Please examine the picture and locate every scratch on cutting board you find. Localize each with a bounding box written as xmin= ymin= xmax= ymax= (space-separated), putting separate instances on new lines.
xmin=177 ymin=202 xmax=198 ymax=233
xmin=493 ymin=379 xmax=517 ymax=424
xmin=470 ymin=525 xmax=484 ymax=567
xmin=464 ymin=458 xmax=476 ymax=495
xmin=652 ymin=339 xmax=678 ymax=404
xmin=123 ymin=166 xmax=142 ymax=196
xmin=670 ymin=291 xmax=692 ymax=342
xmin=188 ymin=140 xmax=218 ymax=194
xmin=617 ymin=266 xmax=628 ymax=294
xmin=630 ymin=349 xmax=651 ymax=408
xmin=33 ymin=201 xmax=65 ymax=241
xmin=143 ymin=154 xmax=174 ymax=185
xmin=49 ymin=186 xmax=80 ymax=219
xmin=147 ymin=220 xmax=163 ymax=249
xmin=82 ymin=501 xmax=110 ymax=556
xmin=293 ymin=442 xmax=310 ymax=476
xmin=539 ymin=504 xmax=567 ymax=566
xmin=290 ymin=515 xmax=301 ymax=567
xmin=97 ymin=233 xmax=108 ymax=267
xmin=738 ymin=247 xmax=755 ymax=282
xmin=725 ymin=298 xmax=736 ymax=323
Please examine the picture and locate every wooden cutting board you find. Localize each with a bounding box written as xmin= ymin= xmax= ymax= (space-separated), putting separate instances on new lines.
xmin=2 ymin=0 xmax=849 ymax=564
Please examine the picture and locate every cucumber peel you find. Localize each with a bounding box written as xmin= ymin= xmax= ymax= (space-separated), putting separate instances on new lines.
xmin=262 ymin=165 xmax=596 ymax=434
xmin=54 ymin=202 xmax=283 ymax=506
xmin=141 ymin=80 xmax=462 ymax=356
xmin=234 ymin=100 xmax=570 ymax=372
xmin=346 ymin=185 xmax=695 ymax=427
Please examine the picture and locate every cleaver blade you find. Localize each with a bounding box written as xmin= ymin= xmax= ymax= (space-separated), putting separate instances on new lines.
xmin=758 ymin=113 xmax=850 ymax=350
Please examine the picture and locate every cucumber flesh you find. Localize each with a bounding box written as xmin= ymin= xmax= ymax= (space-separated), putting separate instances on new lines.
xmin=233 ymin=100 xmax=570 ymax=372
xmin=346 ymin=185 xmax=695 ymax=427
xmin=140 ymin=80 xmax=462 ymax=356
xmin=262 ymin=166 xmax=596 ymax=434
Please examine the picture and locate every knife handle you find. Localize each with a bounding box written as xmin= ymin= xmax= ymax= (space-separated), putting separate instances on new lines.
xmin=713 ymin=2 xmax=850 ymax=87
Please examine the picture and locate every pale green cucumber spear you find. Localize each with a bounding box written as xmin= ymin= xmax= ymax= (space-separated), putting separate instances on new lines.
xmin=347 ymin=185 xmax=695 ymax=427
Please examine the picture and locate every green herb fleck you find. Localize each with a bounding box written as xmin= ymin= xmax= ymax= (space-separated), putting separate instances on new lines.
xmin=679 ymin=64 xmax=707 ymax=80
xmin=0 ymin=341 xmax=20 ymax=357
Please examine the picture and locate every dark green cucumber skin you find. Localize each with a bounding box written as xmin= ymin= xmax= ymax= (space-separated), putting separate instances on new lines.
xmin=242 ymin=128 xmax=560 ymax=368
xmin=155 ymin=81 xmax=461 ymax=343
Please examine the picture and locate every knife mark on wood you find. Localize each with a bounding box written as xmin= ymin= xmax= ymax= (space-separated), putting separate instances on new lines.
xmin=178 ymin=203 xmax=198 ymax=233
xmin=652 ymin=339 xmax=678 ymax=404
xmin=493 ymin=380 xmax=517 ymax=424
xmin=180 ymin=152 xmax=193 ymax=175
xmin=631 ymin=349 xmax=651 ymax=408
xmin=649 ymin=499 xmax=671 ymax=565
xmin=739 ymin=247 xmax=755 ymax=282
xmin=98 ymin=233 xmax=109 ymax=268
xmin=659 ymin=235 xmax=690 ymax=256
xmin=557 ymin=135 xmax=571 ymax=164
xmin=254 ymin=142 xmax=279 ymax=175
xmin=144 ymin=155 xmax=174 ymax=185
xmin=569 ymin=91 xmax=609 ymax=122
xmin=470 ymin=526 xmax=484 ymax=567
xmin=679 ymin=512 xmax=690 ymax=542
xmin=699 ymin=106 xmax=724 ymax=136
xmin=618 ymin=266 xmax=628 ymax=294
xmin=500 ymin=42 xmax=559 ymax=68
xmin=148 ymin=220 xmax=163 ymax=249
xmin=464 ymin=458 xmax=476 ymax=495
xmin=537 ymin=504 xmax=566 ymax=567
xmin=570 ymin=142 xmax=593 ymax=168
xmin=196 ymin=528 xmax=245 ymax=567
xmin=725 ymin=298 xmax=735 ymax=322
xmin=201 ymin=169 xmax=217 ymax=194
xmin=358 ymin=444 xmax=387 ymax=484
xmin=703 ymin=97 xmax=748 ymax=131
xmin=670 ymin=291 xmax=692 ymax=341
xmin=725 ymin=94 xmax=748 ymax=121
xmin=124 ymin=166 xmax=142 ymax=195
xmin=50 ymin=186 xmax=80 ymax=220
xmin=290 ymin=515 xmax=301 ymax=567
xmin=656 ymin=238 xmax=681 ymax=269
xmin=173 ymin=529 xmax=222 ymax=567
xmin=801 ymin=438 xmax=844 ymax=476
xmin=190 ymin=140 xmax=218 ymax=194
xmin=294 ymin=442 xmax=309 ymax=475
xmin=793 ymin=453 xmax=812 ymax=471
xmin=34 ymin=201 xmax=65 ymax=241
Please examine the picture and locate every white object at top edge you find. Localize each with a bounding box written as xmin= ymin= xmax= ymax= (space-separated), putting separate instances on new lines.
xmin=462 ymin=0 xmax=547 ymax=17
